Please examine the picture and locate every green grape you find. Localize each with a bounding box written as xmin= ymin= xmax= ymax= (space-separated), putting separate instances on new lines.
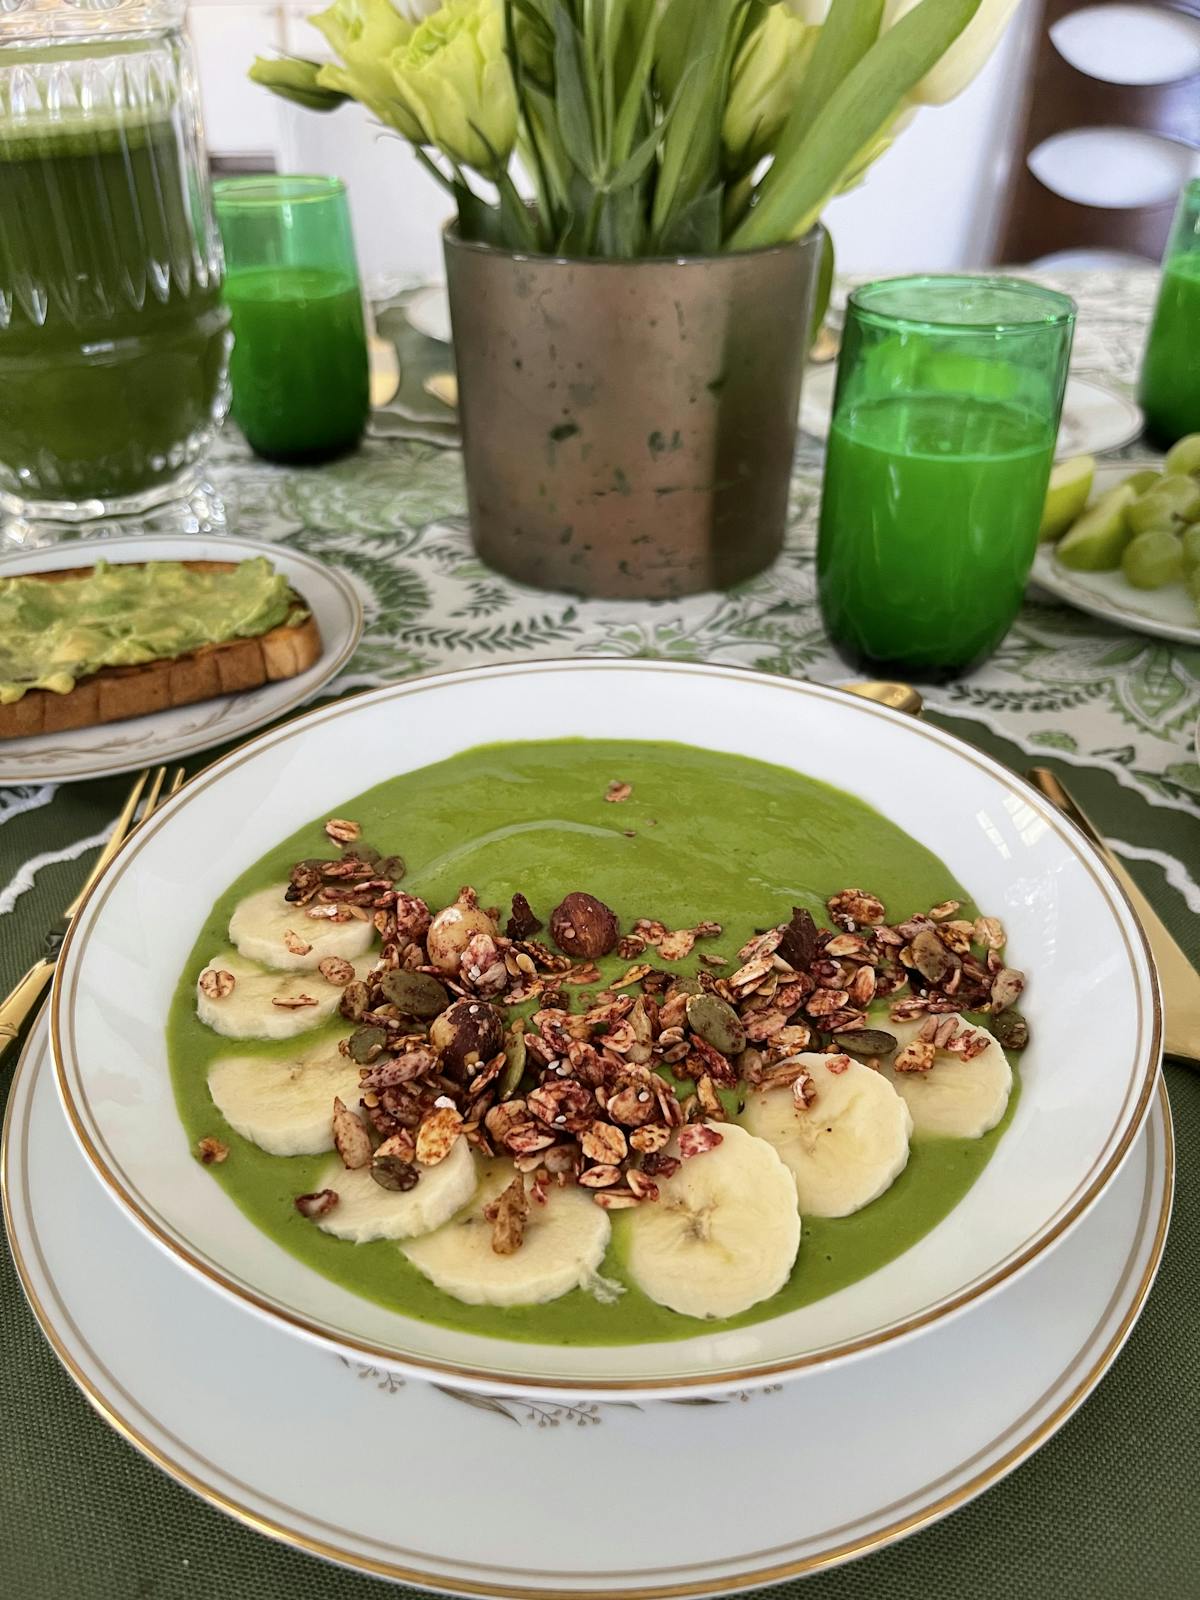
xmin=1121 ymin=530 xmax=1185 ymax=589
xmin=1119 ymin=468 xmax=1161 ymax=496
xmin=1189 ymin=565 xmax=1200 ymax=621
xmin=1163 ymin=433 xmax=1200 ymax=477
xmin=1183 ymin=526 xmax=1200 ymax=577
xmin=1126 ymin=476 xmax=1200 ymax=533
xmin=1157 ymin=475 xmax=1200 ymax=519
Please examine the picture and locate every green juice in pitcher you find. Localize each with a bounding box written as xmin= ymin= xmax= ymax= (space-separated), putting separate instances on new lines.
xmin=0 ymin=113 xmax=230 ymax=508
xmin=1140 ymin=254 xmax=1200 ymax=448
xmin=817 ymin=394 xmax=1055 ymax=679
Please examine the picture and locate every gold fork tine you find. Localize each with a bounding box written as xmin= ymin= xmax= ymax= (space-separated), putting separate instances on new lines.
xmin=140 ymin=763 xmax=167 ymax=818
xmin=133 ymin=765 xmax=186 ymax=834
xmin=62 ymin=767 xmax=154 ymax=922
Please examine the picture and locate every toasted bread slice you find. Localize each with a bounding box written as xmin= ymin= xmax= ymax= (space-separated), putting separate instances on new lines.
xmin=0 ymin=560 xmax=323 ymax=741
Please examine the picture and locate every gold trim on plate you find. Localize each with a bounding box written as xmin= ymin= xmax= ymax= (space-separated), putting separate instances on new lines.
xmin=3 ymin=1018 xmax=1174 ymax=1594
xmin=47 ymin=662 xmax=1164 ymax=1392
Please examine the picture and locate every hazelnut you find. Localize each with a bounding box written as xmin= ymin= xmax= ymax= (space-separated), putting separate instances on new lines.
xmin=429 ymin=998 xmax=504 ymax=1077
xmin=426 ymin=894 xmax=499 ymax=973
xmin=549 ymin=892 xmax=620 ymax=959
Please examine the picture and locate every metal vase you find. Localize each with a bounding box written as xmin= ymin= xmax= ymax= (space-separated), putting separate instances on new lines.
xmin=443 ymin=230 xmax=823 ymax=600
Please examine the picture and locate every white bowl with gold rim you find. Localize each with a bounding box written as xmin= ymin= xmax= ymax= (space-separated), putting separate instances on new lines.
xmin=50 ymin=661 xmax=1162 ymax=1400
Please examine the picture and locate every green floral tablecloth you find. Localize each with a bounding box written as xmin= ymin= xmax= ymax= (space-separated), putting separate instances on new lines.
xmin=1 ymin=268 xmax=1198 ymax=1599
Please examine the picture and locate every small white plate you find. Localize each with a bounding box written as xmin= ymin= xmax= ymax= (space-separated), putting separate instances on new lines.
xmin=800 ymin=370 xmax=1144 ymax=460
xmin=1032 ymin=461 xmax=1200 ymax=646
xmin=49 ymin=663 xmax=1162 ymax=1399
xmin=0 ymin=535 xmax=363 ymax=785
xmin=405 ymin=283 xmax=453 ymax=345
xmin=4 ymin=1016 xmax=1173 ymax=1594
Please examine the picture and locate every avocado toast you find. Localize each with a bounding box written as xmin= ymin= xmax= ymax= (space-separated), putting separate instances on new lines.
xmin=0 ymin=558 xmax=322 ymax=740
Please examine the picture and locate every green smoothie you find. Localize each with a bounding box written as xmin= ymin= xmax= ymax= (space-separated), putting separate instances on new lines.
xmin=167 ymin=739 xmax=1018 ymax=1347
xmin=817 ymin=394 xmax=1055 ymax=679
xmin=223 ymin=266 xmax=368 ymax=463
xmin=0 ymin=113 xmax=229 ymax=506
xmin=1140 ymin=254 xmax=1200 ymax=449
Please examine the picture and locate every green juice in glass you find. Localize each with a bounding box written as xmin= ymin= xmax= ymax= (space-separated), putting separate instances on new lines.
xmin=223 ymin=266 xmax=369 ymax=463
xmin=1139 ymin=254 xmax=1200 ymax=448
xmin=0 ymin=116 xmax=229 ymax=506
xmin=818 ymin=394 xmax=1055 ymax=678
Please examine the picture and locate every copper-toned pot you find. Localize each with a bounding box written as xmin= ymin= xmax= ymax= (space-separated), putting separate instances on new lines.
xmin=443 ymin=229 xmax=822 ymax=600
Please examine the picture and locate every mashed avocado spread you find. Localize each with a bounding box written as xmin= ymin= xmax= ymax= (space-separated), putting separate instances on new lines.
xmin=0 ymin=558 xmax=302 ymax=704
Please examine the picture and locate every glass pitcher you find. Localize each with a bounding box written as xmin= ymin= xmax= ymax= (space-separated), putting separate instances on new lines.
xmin=0 ymin=0 xmax=231 ymax=543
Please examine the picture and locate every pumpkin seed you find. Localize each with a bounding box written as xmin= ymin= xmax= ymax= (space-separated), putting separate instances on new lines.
xmin=685 ymin=992 xmax=746 ymax=1056
xmin=377 ymin=854 xmax=406 ymax=882
xmin=909 ymin=928 xmax=958 ymax=984
xmin=379 ymin=968 xmax=448 ymax=1018
xmin=499 ymin=1027 xmax=527 ymax=1099
xmin=666 ymin=975 xmax=703 ymax=1000
xmin=991 ymin=1009 xmax=1029 ymax=1051
xmin=370 ymin=1155 xmax=419 ymax=1192
xmin=833 ymin=1027 xmax=898 ymax=1057
xmin=345 ymin=841 xmax=381 ymax=864
xmin=349 ymin=1025 xmax=387 ymax=1064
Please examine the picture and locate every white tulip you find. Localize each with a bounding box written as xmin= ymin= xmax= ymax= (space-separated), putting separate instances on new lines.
xmin=884 ymin=0 xmax=1022 ymax=105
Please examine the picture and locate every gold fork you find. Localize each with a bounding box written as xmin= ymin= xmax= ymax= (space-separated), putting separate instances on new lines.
xmin=0 ymin=764 xmax=186 ymax=1059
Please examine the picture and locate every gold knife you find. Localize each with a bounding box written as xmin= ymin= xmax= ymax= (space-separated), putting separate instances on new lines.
xmin=1027 ymin=766 xmax=1200 ymax=1068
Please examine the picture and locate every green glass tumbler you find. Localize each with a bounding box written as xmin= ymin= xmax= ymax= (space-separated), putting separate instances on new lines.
xmin=817 ymin=275 xmax=1074 ymax=681
xmin=1139 ymin=179 xmax=1200 ymax=449
xmin=213 ymin=175 xmax=369 ymax=464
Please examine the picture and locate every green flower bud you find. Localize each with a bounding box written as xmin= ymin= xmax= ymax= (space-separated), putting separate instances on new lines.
xmin=722 ymin=7 xmax=818 ymax=177
xmin=248 ymin=56 xmax=348 ymax=113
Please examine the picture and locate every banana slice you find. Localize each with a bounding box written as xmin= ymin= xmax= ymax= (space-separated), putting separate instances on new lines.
xmin=624 ymin=1122 xmax=800 ymax=1320
xmin=742 ymin=1052 xmax=912 ymax=1219
xmin=403 ymin=1159 xmax=611 ymax=1306
xmin=878 ymin=1015 xmax=1012 ymax=1139
xmin=315 ymin=1135 xmax=479 ymax=1243
xmin=196 ymin=950 xmax=374 ymax=1041
xmin=228 ymin=884 xmax=375 ymax=971
xmin=206 ymin=1043 xmax=361 ymax=1156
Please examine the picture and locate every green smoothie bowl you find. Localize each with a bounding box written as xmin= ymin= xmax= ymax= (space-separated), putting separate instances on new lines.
xmin=50 ymin=662 xmax=1160 ymax=1400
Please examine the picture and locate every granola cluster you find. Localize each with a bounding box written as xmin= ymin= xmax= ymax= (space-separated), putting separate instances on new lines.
xmin=266 ymin=818 xmax=1028 ymax=1253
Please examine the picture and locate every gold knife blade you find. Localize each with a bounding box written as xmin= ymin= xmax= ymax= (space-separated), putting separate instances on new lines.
xmin=1027 ymin=766 xmax=1199 ymax=1067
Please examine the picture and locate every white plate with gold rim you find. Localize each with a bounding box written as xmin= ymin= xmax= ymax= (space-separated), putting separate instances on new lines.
xmin=0 ymin=534 xmax=363 ymax=785
xmin=6 ymin=1016 xmax=1173 ymax=1594
xmin=800 ymin=368 xmax=1144 ymax=460
xmin=1031 ymin=461 xmax=1200 ymax=646
xmin=49 ymin=662 xmax=1161 ymax=1400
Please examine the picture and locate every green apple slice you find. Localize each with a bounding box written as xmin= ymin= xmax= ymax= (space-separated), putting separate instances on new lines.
xmin=1055 ymin=483 xmax=1137 ymax=571
xmin=1038 ymin=455 xmax=1095 ymax=542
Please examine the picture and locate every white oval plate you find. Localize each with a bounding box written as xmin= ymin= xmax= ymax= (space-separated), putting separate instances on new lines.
xmin=50 ymin=663 xmax=1161 ymax=1399
xmin=405 ymin=283 xmax=453 ymax=344
xmin=1031 ymin=461 xmax=1200 ymax=645
xmin=800 ymin=369 xmax=1144 ymax=460
xmin=6 ymin=1016 xmax=1173 ymax=1594
xmin=0 ymin=535 xmax=363 ymax=785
